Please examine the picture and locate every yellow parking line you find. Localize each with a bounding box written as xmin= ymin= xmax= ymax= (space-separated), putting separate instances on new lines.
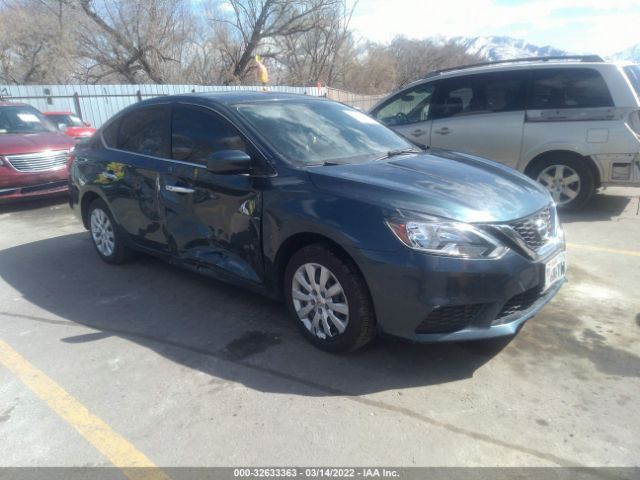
xmin=0 ymin=337 xmax=170 ymax=480
xmin=567 ymin=242 xmax=640 ymax=257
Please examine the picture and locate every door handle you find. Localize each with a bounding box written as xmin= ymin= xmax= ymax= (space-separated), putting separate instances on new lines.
xmin=103 ymin=172 xmax=118 ymax=181
xmin=411 ymin=129 xmax=425 ymax=136
xmin=434 ymin=127 xmax=451 ymax=135
xmin=165 ymin=185 xmax=195 ymax=194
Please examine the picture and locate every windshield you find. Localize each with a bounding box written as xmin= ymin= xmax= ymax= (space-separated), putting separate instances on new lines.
xmin=234 ymin=100 xmax=415 ymax=165
xmin=0 ymin=106 xmax=57 ymax=134
xmin=624 ymin=65 xmax=640 ymax=99
xmin=47 ymin=113 xmax=83 ymax=127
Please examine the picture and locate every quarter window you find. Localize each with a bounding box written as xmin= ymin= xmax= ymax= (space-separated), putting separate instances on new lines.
xmin=374 ymin=83 xmax=436 ymax=126
xmin=529 ymin=68 xmax=614 ymax=109
xmin=171 ymin=105 xmax=247 ymax=165
xmin=101 ymin=118 xmax=120 ymax=148
xmin=117 ymin=105 xmax=170 ymax=157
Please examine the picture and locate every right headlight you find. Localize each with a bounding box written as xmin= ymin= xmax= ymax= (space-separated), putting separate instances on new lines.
xmin=386 ymin=217 xmax=508 ymax=259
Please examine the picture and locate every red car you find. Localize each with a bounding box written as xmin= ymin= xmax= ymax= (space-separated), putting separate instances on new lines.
xmin=43 ymin=111 xmax=96 ymax=140
xmin=0 ymin=102 xmax=75 ymax=201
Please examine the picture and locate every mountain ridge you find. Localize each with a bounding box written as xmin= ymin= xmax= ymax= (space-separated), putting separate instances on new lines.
xmin=449 ymin=35 xmax=638 ymax=63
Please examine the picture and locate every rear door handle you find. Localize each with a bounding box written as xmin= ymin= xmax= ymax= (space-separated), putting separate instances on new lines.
xmin=411 ymin=129 xmax=425 ymax=136
xmin=434 ymin=127 xmax=451 ymax=135
xmin=165 ymin=185 xmax=195 ymax=194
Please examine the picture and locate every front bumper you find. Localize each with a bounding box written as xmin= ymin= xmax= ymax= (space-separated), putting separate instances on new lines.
xmin=350 ymin=246 xmax=565 ymax=343
xmin=0 ymin=164 xmax=69 ymax=201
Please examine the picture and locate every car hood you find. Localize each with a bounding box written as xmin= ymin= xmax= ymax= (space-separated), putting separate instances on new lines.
xmin=0 ymin=132 xmax=74 ymax=155
xmin=307 ymin=149 xmax=551 ymax=223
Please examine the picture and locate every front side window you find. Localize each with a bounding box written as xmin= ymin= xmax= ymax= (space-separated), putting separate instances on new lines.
xmin=171 ymin=105 xmax=247 ymax=165
xmin=117 ymin=104 xmax=170 ymax=157
xmin=432 ymin=72 xmax=527 ymax=119
xmin=529 ymin=68 xmax=614 ymax=109
xmin=0 ymin=106 xmax=57 ymax=134
xmin=235 ymin=100 xmax=414 ymax=165
xmin=374 ymin=83 xmax=436 ymax=126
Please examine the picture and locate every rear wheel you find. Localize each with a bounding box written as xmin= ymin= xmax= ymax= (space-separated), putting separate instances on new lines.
xmin=528 ymin=155 xmax=594 ymax=209
xmin=284 ymin=244 xmax=376 ymax=352
xmin=88 ymin=199 xmax=134 ymax=264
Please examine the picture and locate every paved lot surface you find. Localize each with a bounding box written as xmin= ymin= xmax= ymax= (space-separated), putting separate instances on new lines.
xmin=0 ymin=188 xmax=639 ymax=470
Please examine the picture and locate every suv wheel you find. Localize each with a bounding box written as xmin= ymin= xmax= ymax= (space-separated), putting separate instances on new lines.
xmin=284 ymin=244 xmax=376 ymax=352
xmin=88 ymin=198 xmax=133 ymax=264
xmin=529 ymin=155 xmax=594 ymax=209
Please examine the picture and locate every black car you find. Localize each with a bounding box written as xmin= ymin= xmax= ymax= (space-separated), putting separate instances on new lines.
xmin=69 ymin=92 xmax=566 ymax=352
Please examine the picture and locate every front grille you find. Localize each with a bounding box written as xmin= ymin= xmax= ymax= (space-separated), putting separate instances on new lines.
xmin=493 ymin=288 xmax=543 ymax=325
xmin=510 ymin=207 xmax=553 ymax=251
xmin=5 ymin=150 xmax=69 ymax=173
xmin=415 ymin=304 xmax=482 ymax=334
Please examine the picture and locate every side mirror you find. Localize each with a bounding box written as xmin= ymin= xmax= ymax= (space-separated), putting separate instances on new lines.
xmin=57 ymin=123 xmax=68 ymax=132
xmin=206 ymin=150 xmax=252 ymax=175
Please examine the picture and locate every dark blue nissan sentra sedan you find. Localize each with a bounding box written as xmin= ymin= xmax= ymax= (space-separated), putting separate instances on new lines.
xmin=69 ymin=92 xmax=566 ymax=352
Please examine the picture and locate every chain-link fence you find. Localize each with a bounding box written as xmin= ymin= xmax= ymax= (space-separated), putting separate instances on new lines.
xmin=326 ymin=87 xmax=386 ymax=111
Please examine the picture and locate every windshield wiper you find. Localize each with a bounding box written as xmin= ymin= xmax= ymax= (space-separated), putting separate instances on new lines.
xmin=376 ymin=148 xmax=421 ymax=161
xmin=321 ymin=160 xmax=349 ymax=166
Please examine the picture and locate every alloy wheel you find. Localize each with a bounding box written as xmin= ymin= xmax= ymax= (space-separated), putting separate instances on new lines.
xmin=291 ymin=262 xmax=349 ymax=340
xmin=536 ymin=164 xmax=581 ymax=206
xmin=90 ymin=208 xmax=115 ymax=257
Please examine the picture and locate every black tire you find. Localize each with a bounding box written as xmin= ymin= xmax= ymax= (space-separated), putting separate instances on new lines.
xmin=284 ymin=243 xmax=376 ymax=353
xmin=527 ymin=154 xmax=595 ymax=210
xmin=87 ymin=198 xmax=134 ymax=264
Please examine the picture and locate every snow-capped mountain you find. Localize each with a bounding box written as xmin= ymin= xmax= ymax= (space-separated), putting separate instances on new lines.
xmin=452 ymin=36 xmax=571 ymax=61
xmin=611 ymin=44 xmax=640 ymax=63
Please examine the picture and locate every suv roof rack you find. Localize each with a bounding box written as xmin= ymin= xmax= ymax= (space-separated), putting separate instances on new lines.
xmin=424 ymin=55 xmax=605 ymax=78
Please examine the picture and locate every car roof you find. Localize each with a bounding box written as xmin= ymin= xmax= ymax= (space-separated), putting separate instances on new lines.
xmin=140 ymin=90 xmax=326 ymax=107
xmin=43 ymin=111 xmax=74 ymax=115
xmin=0 ymin=101 xmax=30 ymax=107
xmin=405 ymin=58 xmax=625 ymax=88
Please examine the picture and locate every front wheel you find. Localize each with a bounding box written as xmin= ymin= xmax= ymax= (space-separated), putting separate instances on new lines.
xmin=528 ymin=155 xmax=594 ymax=209
xmin=88 ymin=198 xmax=134 ymax=264
xmin=284 ymin=244 xmax=376 ymax=352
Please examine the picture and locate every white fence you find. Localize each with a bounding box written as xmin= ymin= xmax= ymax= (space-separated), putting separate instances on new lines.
xmin=0 ymin=84 xmax=326 ymax=128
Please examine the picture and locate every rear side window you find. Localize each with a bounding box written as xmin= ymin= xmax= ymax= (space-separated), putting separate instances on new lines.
xmin=431 ymin=72 xmax=527 ymax=119
xmin=529 ymin=68 xmax=614 ymax=109
xmin=117 ymin=104 xmax=170 ymax=157
xmin=171 ymin=105 xmax=247 ymax=165
xmin=623 ymin=65 xmax=640 ymax=98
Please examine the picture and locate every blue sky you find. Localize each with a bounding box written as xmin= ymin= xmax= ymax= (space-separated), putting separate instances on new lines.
xmin=347 ymin=0 xmax=640 ymax=55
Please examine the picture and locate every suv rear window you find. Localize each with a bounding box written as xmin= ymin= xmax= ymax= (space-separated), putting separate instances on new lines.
xmin=529 ymin=68 xmax=613 ymax=109
xmin=623 ymin=65 xmax=640 ymax=98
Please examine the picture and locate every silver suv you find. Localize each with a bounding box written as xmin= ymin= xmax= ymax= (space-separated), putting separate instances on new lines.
xmin=370 ymin=56 xmax=640 ymax=208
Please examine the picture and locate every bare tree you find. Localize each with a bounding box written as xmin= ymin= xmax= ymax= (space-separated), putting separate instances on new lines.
xmin=209 ymin=0 xmax=342 ymax=84
xmin=0 ymin=0 xmax=76 ymax=83
xmin=388 ymin=36 xmax=484 ymax=88
xmin=0 ymin=0 xmax=487 ymax=91
xmin=73 ymin=0 xmax=192 ymax=84
xmin=277 ymin=0 xmax=355 ymax=86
